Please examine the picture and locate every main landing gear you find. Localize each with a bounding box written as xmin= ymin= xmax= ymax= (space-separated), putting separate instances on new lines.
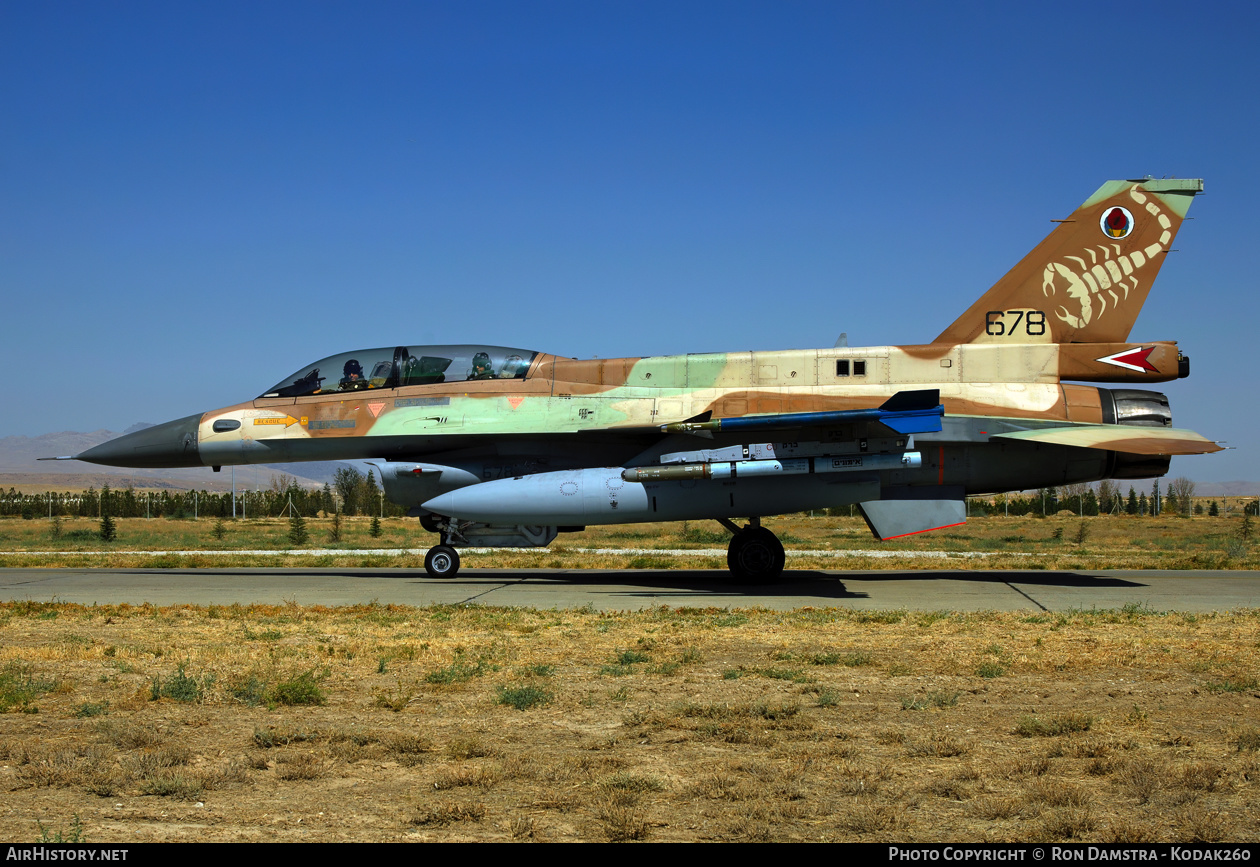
xmin=720 ymin=518 xmax=786 ymax=584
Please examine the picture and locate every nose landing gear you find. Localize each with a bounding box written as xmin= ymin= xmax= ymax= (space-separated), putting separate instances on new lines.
xmin=424 ymin=544 xmax=461 ymax=579
xmin=422 ymin=516 xmax=462 ymax=579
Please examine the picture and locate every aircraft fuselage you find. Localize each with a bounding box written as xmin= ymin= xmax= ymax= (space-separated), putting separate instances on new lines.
xmin=64 ymin=178 xmax=1218 ymax=581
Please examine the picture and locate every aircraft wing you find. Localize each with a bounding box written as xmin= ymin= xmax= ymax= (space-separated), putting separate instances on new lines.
xmin=991 ymin=425 xmax=1222 ymax=455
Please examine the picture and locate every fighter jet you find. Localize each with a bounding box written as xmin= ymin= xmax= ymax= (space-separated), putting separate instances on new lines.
xmin=59 ymin=178 xmax=1220 ymax=581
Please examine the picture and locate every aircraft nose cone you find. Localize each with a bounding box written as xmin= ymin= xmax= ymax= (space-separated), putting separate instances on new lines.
xmin=76 ymin=414 xmax=204 ymax=468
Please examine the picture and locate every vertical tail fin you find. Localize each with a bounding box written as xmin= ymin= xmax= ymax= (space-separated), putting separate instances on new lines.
xmin=935 ymin=179 xmax=1201 ymax=345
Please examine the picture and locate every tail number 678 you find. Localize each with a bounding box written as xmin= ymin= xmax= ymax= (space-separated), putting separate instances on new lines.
xmin=986 ymin=310 xmax=1046 ymax=336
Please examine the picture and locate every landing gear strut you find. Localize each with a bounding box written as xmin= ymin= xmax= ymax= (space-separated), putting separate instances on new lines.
xmin=424 ymin=545 xmax=461 ymax=579
xmin=722 ymin=519 xmax=786 ymax=583
xmin=422 ymin=514 xmax=462 ymax=579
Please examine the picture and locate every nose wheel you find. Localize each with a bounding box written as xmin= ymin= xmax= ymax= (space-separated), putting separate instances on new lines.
xmin=424 ymin=545 xmax=461 ymax=579
xmin=726 ymin=526 xmax=785 ymax=583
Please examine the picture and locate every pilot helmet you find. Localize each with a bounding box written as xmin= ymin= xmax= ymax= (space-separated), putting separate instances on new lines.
xmin=472 ymin=352 xmax=492 ymax=371
xmin=344 ymin=359 xmax=364 ymax=378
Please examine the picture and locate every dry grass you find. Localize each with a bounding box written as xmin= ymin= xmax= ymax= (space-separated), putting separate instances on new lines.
xmin=0 ymin=601 xmax=1256 ymax=841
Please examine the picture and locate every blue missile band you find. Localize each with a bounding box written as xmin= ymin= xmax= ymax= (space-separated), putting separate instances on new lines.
xmin=697 ymin=405 xmax=943 ymax=435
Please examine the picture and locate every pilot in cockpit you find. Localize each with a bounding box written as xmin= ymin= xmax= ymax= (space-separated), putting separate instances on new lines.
xmin=469 ymin=351 xmax=498 ymax=380
xmin=340 ymin=358 xmax=368 ymax=390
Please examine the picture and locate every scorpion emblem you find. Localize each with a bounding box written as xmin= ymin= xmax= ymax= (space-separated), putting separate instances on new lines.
xmin=1042 ymin=184 xmax=1175 ymax=329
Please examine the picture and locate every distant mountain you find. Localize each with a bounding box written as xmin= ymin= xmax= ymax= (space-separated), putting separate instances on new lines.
xmin=1193 ymin=481 xmax=1260 ymax=497
xmin=0 ymin=427 xmax=355 ymax=492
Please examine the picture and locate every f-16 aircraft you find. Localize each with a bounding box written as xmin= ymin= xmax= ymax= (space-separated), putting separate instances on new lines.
xmin=58 ymin=178 xmax=1220 ymax=581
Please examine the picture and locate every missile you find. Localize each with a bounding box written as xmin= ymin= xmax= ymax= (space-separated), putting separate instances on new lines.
xmin=622 ymin=452 xmax=921 ymax=482
xmin=660 ymin=390 xmax=943 ymax=436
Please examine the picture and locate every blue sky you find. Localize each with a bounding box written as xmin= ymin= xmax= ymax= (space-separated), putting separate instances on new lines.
xmin=3 ymin=1 xmax=1257 ymax=482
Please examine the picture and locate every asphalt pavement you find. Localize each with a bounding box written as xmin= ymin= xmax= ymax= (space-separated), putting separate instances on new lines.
xmin=1 ymin=567 xmax=1257 ymax=611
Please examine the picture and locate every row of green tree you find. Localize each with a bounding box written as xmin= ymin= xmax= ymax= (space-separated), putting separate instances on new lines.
xmin=0 ymin=467 xmax=407 ymax=519
xmin=974 ymin=478 xmax=1254 ymax=517
xmin=4 ymin=472 xmax=1257 ymax=520
xmin=818 ymin=478 xmax=1256 ymax=518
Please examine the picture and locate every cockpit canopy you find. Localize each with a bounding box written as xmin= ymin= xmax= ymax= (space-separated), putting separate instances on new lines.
xmin=260 ymin=345 xmax=540 ymax=398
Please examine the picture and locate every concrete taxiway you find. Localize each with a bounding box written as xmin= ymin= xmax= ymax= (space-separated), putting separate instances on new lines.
xmin=0 ymin=567 xmax=1257 ymax=611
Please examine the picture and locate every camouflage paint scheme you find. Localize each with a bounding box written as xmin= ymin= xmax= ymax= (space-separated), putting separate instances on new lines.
xmin=199 ymin=340 xmax=1201 ymax=461
xmin=67 ymin=179 xmax=1218 ymax=580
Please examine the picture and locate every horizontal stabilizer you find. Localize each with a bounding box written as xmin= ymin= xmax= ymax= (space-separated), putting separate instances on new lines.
xmin=992 ymin=425 xmax=1222 ymax=456
xmin=660 ymin=390 xmax=943 ymax=436
xmin=859 ymin=497 xmax=967 ymax=541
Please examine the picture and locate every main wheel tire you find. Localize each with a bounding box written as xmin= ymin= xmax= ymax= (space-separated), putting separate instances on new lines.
xmin=424 ymin=545 xmax=461 ymax=579
xmin=727 ymin=527 xmax=785 ymax=583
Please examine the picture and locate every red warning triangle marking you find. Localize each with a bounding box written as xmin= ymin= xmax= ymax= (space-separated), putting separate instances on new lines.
xmin=368 ymin=401 xmax=386 ymax=417
xmin=507 ymin=396 xmax=524 ymax=409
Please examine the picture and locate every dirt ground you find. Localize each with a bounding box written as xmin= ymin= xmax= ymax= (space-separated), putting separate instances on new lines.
xmin=0 ymin=601 xmax=1256 ymax=843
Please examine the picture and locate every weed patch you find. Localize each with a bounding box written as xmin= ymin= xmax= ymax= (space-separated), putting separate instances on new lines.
xmin=596 ymin=797 xmax=650 ymax=841
xmin=272 ymin=670 xmax=328 ymax=706
xmin=817 ymin=688 xmax=842 ymax=708
xmin=497 ymin=685 xmax=552 ymax=710
xmin=252 ymin=726 xmax=320 ymax=749
xmin=139 ymin=771 xmax=204 ymax=800
xmin=603 ymin=772 xmax=665 ymax=793
xmin=374 ymin=680 xmax=417 ymax=712
xmin=1204 ymin=675 xmax=1258 ymax=694
xmin=0 ymin=663 xmax=58 ymax=713
xmin=1235 ymin=726 xmax=1260 ymax=752
xmin=150 ymin=664 xmax=212 ymax=703
xmin=410 ymin=802 xmax=487 ymax=826
xmin=1014 ymin=714 xmax=1094 ymax=737
xmin=275 ymin=754 xmax=324 ymax=781
xmin=426 ymin=655 xmax=494 ymax=685
xmin=36 ymin=816 xmax=86 ymax=844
